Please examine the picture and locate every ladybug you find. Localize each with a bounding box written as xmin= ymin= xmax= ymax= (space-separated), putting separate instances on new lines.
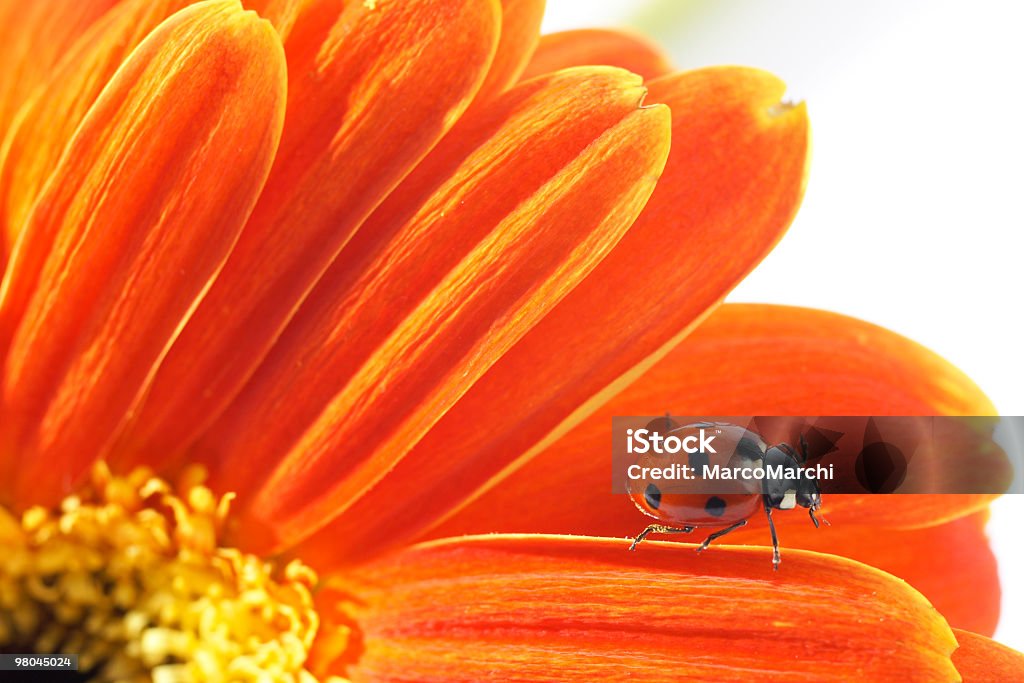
xmin=627 ymin=420 xmax=827 ymax=569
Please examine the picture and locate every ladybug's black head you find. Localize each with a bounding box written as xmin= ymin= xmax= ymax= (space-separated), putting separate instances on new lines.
xmin=795 ymin=476 xmax=826 ymax=528
xmin=763 ymin=444 xmax=828 ymax=527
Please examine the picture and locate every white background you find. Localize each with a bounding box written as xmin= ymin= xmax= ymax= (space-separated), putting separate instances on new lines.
xmin=543 ymin=0 xmax=1024 ymax=650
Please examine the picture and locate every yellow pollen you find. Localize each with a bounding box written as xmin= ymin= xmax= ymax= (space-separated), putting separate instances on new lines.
xmin=0 ymin=463 xmax=350 ymax=683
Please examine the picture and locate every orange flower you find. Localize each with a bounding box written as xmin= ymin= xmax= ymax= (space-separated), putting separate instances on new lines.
xmin=0 ymin=1 xmax=1018 ymax=681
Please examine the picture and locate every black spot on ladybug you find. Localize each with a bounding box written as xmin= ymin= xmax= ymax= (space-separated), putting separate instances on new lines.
xmin=736 ymin=436 xmax=764 ymax=463
xmin=644 ymin=484 xmax=662 ymax=510
xmin=705 ymin=496 xmax=727 ymax=517
xmin=688 ymin=450 xmax=709 ymax=475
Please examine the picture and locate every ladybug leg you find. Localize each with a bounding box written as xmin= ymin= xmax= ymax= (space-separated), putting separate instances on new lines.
xmin=695 ymin=519 xmax=747 ymax=553
xmin=629 ymin=524 xmax=695 ymax=551
xmin=764 ymin=496 xmax=781 ymax=571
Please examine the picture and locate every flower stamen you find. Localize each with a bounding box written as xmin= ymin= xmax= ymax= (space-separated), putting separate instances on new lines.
xmin=0 ymin=463 xmax=347 ymax=682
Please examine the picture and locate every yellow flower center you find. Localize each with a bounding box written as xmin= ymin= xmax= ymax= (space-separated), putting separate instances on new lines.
xmin=0 ymin=464 xmax=346 ymax=682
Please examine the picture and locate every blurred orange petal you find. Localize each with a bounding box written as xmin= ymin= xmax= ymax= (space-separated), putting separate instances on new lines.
xmin=295 ymin=67 xmax=809 ymax=567
xmin=245 ymin=0 xmax=305 ymax=36
xmin=0 ymin=0 xmax=118 ymax=145
xmin=315 ymin=535 xmax=959 ymax=682
xmin=635 ymin=302 xmax=996 ymax=416
xmin=475 ymin=0 xmax=546 ymax=101
xmin=0 ymin=0 xmax=287 ymax=507
xmin=953 ymin=629 xmax=1024 ymax=682
xmin=107 ymin=0 xmax=501 ymax=471
xmin=521 ymin=28 xmax=674 ymax=81
xmin=727 ymin=511 xmax=1000 ymax=636
xmin=0 ymin=0 xmax=308 ymax=253
xmin=806 ymin=493 xmax=997 ymax=529
xmin=203 ymin=68 xmax=671 ymax=554
xmin=0 ymin=0 xmax=120 ymax=266
xmin=0 ymin=0 xmax=193 ymax=251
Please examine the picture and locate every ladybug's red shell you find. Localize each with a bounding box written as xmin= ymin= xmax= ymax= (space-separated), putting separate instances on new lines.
xmin=627 ymin=422 xmax=767 ymax=528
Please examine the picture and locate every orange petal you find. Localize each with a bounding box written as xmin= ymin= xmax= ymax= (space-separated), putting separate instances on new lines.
xmin=953 ymin=629 xmax=1024 ymax=682
xmin=314 ymin=535 xmax=959 ymax=682
xmin=203 ymin=68 xmax=671 ymax=554
xmin=439 ymin=490 xmax=999 ymax=635
xmin=726 ymin=511 xmax=1000 ymax=636
xmin=106 ymin=0 xmax=501 ymax=470
xmin=0 ymin=0 xmax=287 ymax=507
xmin=804 ymin=493 xmax=998 ymax=529
xmin=631 ymin=303 xmax=996 ymax=416
xmin=0 ymin=0 xmax=304 ymax=253
xmin=474 ymin=0 xmax=546 ymax=101
xmin=294 ymin=67 xmax=809 ymax=567
xmin=521 ymin=28 xmax=674 ymax=81
xmin=244 ymin=0 xmax=305 ymax=36
xmin=0 ymin=0 xmax=120 ymax=265
xmin=0 ymin=0 xmax=194 ymax=252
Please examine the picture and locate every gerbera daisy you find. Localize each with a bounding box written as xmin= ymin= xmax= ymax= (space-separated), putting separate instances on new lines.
xmin=0 ymin=0 xmax=1020 ymax=681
